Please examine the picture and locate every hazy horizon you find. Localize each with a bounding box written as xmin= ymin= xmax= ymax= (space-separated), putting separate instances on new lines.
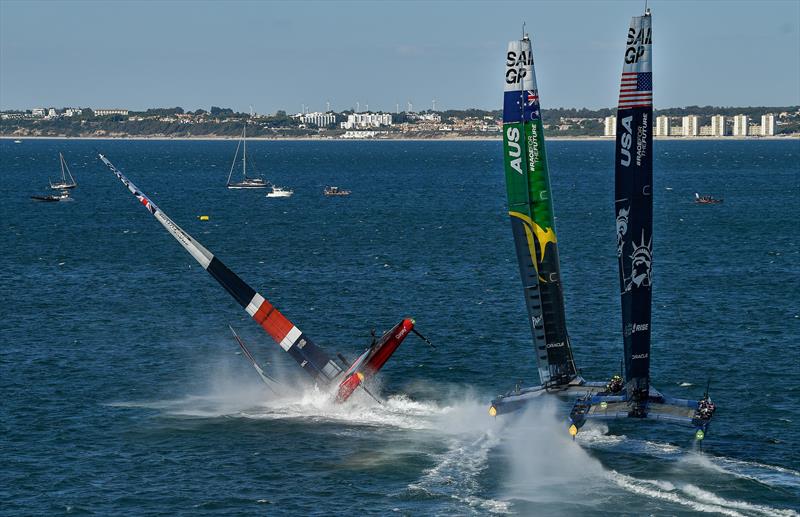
xmin=1 ymin=0 xmax=798 ymax=113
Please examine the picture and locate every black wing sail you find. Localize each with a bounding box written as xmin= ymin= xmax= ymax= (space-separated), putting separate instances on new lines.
xmin=614 ymin=13 xmax=653 ymax=408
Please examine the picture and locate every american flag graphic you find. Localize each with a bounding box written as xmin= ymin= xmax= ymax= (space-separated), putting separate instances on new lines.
xmin=618 ymin=71 xmax=652 ymax=109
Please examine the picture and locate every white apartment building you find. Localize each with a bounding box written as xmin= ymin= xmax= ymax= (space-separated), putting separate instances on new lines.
xmin=46 ymin=108 xmax=58 ymax=118
xmin=94 ymin=109 xmax=129 ymax=116
xmin=682 ymin=115 xmax=699 ymax=137
xmin=340 ymin=112 xmax=392 ymax=130
xmin=32 ymin=108 xmax=45 ymax=117
xmin=733 ymin=114 xmax=749 ymax=136
xmin=655 ymin=115 xmax=670 ymax=136
xmin=603 ymin=115 xmax=617 ymax=137
xmin=761 ymin=114 xmax=775 ymax=136
xmin=64 ymin=108 xmax=83 ymax=117
xmin=711 ymin=115 xmax=726 ymax=136
xmin=418 ymin=113 xmax=442 ymax=123
xmin=300 ymin=112 xmax=336 ymax=127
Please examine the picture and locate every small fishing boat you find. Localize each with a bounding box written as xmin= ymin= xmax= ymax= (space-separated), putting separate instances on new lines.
xmin=695 ymin=193 xmax=723 ymax=204
xmin=324 ymin=186 xmax=351 ymax=196
xmin=226 ymin=125 xmax=269 ymax=189
xmin=49 ymin=153 xmax=77 ymax=190
xmin=32 ymin=190 xmax=71 ymax=202
xmin=13 ymin=140 xmax=22 ymax=144
xmin=266 ymin=186 xmax=293 ymax=198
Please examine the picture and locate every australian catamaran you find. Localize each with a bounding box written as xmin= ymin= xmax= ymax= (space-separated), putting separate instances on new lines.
xmin=98 ymin=153 xmax=431 ymax=403
xmin=226 ymin=125 xmax=269 ymax=189
xmin=50 ymin=153 xmax=77 ymax=190
xmin=488 ymin=30 xmax=606 ymax=417
xmin=568 ymin=9 xmax=715 ymax=440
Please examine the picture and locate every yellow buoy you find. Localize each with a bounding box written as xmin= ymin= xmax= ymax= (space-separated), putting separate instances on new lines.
xmin=569 ymin=424 xmax=578 ymax=437
xmin=600 ymin=401 xmax=608 ymax=409
xmin=198 ymin=215 xmax=210 ymax=221
xmin=488 ymin=406 xmax=497 ymax=417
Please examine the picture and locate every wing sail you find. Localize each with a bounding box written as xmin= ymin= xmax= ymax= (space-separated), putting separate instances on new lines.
xmin=98 ymin=154 xmax=343 ymax=384
xmin=502 ymin=36 xmax=577 ymax=386
xmin=614 ymin=13 xmax=653 ymax=405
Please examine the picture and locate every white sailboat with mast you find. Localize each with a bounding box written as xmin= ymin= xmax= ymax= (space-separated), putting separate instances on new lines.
xmin=226 ymin=125 xmax=269 ymax=189
xmin=50 ymin=153 xmax=77 ymax=190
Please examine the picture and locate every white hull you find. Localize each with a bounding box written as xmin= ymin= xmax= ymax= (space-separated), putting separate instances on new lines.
xmin=227 ymin=184 xmax=268 ymax=190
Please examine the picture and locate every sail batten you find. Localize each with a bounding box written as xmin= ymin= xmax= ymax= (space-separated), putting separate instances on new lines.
xmin=614 ymin=12 xmax=653 ymax=406
xmin=502 ymin=35 xmax=576 ymax=386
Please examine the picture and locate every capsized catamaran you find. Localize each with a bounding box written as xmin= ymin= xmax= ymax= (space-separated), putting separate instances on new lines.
xmin=50 ymin=153 xmax=77 ymax=190
xmin=98 ymin=153 xmax=428 ymax=403
xmin=488 ymin=30 xmax=606 ymax=417
xmin=568 ymin=9 xmax=715 ymax=440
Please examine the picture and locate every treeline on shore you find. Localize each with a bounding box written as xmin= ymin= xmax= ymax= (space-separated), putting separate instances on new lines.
xmin=2 ymin=105 xmax=797 ymax=138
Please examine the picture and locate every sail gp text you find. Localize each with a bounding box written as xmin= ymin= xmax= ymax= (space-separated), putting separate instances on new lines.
xmin=505 ymin=50 xmax=532 ymax=84
xmin=625 ymin=26 xmax=652 ymax=64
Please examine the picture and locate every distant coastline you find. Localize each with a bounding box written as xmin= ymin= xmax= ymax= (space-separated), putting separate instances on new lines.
xmin=2 ymin=134 xmax=797 ymax=142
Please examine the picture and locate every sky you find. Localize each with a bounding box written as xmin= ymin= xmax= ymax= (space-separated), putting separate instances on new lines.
xmin=1 ymin=0 xmax=798 ymax=113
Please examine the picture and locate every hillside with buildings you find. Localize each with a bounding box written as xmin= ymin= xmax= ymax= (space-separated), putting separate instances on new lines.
xmin=1 ymin=105 xmax=798 ymax=139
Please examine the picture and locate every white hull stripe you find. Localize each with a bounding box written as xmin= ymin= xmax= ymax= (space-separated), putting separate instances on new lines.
xmin=245 ymin=293 xmax=265 ymax=317
xmin=279 ymin=326 xmax=302 ymax=351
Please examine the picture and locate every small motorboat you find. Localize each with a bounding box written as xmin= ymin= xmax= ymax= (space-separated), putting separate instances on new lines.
xmin=324 ymin=186 xmax=351 ymax=196
xmin=32 ymin=190 xmax=72 ymax=202
xmin=266 ymin=186 xmax=293 ymax=198
xmin=694 ymin=193 xmax=723 ymax=204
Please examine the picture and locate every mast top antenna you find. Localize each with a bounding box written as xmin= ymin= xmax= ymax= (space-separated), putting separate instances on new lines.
xmin=522 ymin=22 xmax=529 ymax=41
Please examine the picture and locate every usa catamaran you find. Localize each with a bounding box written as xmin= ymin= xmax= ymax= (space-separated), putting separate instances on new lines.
xmin=98 ymin=153 xmax=431 ymax=403
xmin=50 ymin=153 xmax=77 ymax=190
xmin=488 ymin=30 xmax=606 ymax=417
xmin=568 ymin=9 xmax=715 ymax=440
xmin=226 ymin=125 xmax=269 ymax=189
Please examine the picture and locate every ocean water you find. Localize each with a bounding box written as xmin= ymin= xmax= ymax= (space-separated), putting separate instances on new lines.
xmin=1 ymin=138 xmax=798 ymax=516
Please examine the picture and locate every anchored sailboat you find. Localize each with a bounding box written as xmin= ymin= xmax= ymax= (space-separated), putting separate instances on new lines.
xmin=489 ymin=30 xmax=605 ymax=417
xmin=50 ymin=153 xmax=77 ymax=190
xmin=98 ymin=153 xmax=425 ymax=403
xmin=226 ymin=125 xmax=269 ymax=189
xmin=568 ymin=9 xmax=715 ymax=439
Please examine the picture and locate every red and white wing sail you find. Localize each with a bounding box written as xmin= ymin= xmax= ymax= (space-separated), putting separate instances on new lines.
xmin=98 ymin=154 xmax=343 ymax=384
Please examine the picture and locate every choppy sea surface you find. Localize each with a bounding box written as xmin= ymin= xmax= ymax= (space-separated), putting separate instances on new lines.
xmin=1 ymin=138 xmax=798 ymax=516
